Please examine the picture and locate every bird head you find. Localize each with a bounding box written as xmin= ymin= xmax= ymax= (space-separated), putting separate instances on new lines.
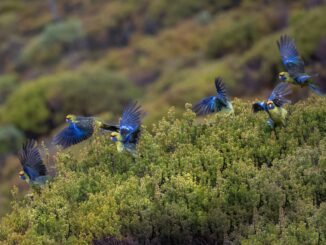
xmin=279 ymin=72 xmax=290 ymax=82
xmin=267 ymin=100 xmax=275 ymax=110
xmin=19 ymin=170 xmax=26 ymax=180
xmin=66 ymin=114 xmax=77 ymax=123
xmin=110 ymin=132 xmax=119 ymax=142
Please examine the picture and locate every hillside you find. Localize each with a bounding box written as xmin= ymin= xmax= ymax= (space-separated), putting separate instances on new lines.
xmin=0 ymin=96 xmax=325 ymax=244
xmin=0 ymin=0 xmax=326 ymax=239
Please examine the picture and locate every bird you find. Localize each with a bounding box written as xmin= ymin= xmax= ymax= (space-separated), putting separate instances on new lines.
xmin=18 ymin=140 xmax=50 ymax=187
xmin=277 ymin=35 xmax=324 ymax=95
xmin=53 ymin=115 xmax=116 ymax=148
xmin=192 ymin=77 xmax=234 ymax=116
xmin=252 ymin=82 xmax=292 ymax=129
xmin=109 ymin=102 xmax=143 ymax=156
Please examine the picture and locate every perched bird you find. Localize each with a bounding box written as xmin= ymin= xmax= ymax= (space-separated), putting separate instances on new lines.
xmin=252 ymin=83 xmax=292 ymax=129
xmin=109 ymin=102 xmax=143 ymax=155
xmin=53 ymin=115 xmax=116 ymax=148
xmin=18 ymin=140 xmax=50 ymax=186
xmin=277 ymin=35 xmax=324 ymax=95
xmin=193 ymin=77 xmax=234 ymax=116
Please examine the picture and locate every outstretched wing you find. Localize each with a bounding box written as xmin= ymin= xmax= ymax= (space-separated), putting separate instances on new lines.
xmin=277 ymin=35 xmax=305 ymax=77
xmin=192 ymin=96 xmax=217 ymax=116
xmin=193 ymin=77 xmax=230 ymax=116
xmin=53 ymin=120 xmax=94 ymax=148
xmin=268 ymin=83 xmax=292 ymax=107
xmin=215 ymin=77 xmax=228 ymax=106
xmin=119 ymin=102 xmax=143 ymax=143
xmin=252 ymin=102 xmax=268 ymax=113
xmin=19 ymin=140 xmax=47 ymax=180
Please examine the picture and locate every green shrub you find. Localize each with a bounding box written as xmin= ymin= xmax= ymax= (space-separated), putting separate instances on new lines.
xmin=20 ymin=18 xmax=86 ymax=64
xmin=206 ymin=5 xmax=287 ymax=59
xmin=0 ymin=125 xmax=23 ymax=154
xmin=0 ymin=97 xmax=325 ymax=244
xmin=0 ymin=74 xmax=19 ymax=104
xmin=3 ymin=67 xmax=140 ymax=135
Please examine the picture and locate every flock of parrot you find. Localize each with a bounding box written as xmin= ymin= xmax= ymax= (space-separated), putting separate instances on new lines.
xmin=17 ymin=35 xmax=324 ymax=187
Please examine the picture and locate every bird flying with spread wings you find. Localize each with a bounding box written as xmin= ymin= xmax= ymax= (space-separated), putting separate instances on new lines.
xmin=18 ymin=140 xmax=50 ymax=186
xmin=252 ymin=83 xmax=292 ymax=129
xmin=277 ymin=35 xmax=324 ymax=95
xmin=109 ymin=102 xmax=143 ymax=156
xmin=53 ymin=115 xmax=116 ymax=148
xmin=193 ymin=77 xmax=234 ymax=116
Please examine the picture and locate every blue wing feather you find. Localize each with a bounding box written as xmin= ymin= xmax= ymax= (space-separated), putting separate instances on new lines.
xmin=277 ymin=35 xmax=305 ymax=75
xmin=277 ymin=35 xmax=302 ymax=66
xmin=215 ymin=77 xmax=228 ymax=105
xmin=24 ymin=166 xmax=40 ymax=181
xmin=193 ymin=78 xmax=231 ymax=116
xmin=268 ymin=83 xmax=292 ymax=107
xmin=53 ymin=123 xmax=93 ymax=148
xmin=193 ymin=96 xmax=216 ymax=116
xmin=120 ymin=102 xmax=143 ymax=143
xmin=252 ymin=102 xmax=268 ymax=113
xmin=19 ymin=140 xmax=47 ymax=181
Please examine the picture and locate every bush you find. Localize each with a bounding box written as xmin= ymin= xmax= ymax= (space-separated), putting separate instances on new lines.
xmin=0 ymin=74 xmax=19 ymax=104
xmin=0 ymin=125 xmax=23 ymax=155
xmin=0 ymin=96 xmax=325 ymax=244
xmin=3 ymin=66 xmax=140 ymax=135
xmin=206 ymin=6 xmax=286 ymax=59
xmin=20 ymin=18 xmax=86 ymax=64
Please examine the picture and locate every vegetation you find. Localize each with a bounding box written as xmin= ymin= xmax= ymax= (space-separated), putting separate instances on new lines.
xmin=2 ymin=67 xmax=139 ymax=136
xmin=0 ymin=97 xmax=325 ymax=244
xmin=0 ymin=1 xmax=326 ymax=243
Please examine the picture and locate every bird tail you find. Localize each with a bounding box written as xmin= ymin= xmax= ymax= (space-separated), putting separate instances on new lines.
xmin=310 ymin=73 xmax=319 ymax=78
xmin=308 ymin=83 xmax=324 ymax=96
xmin=101 ymin=122 xmax=119 ymax=131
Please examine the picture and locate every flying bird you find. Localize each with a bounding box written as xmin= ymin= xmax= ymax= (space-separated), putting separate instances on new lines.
xmin=193 ymin=77 xmax=234 ymax=116
xmin=109 ymin=102 xmax=143 ymax=156
xmin=277 ymin=35 xmax=324 ymax=95
xmin=252 ymin=83 xmax=292 ymax=129
xmin=53 ymin=115 xmax=116 ymax=148
xmin=18 ymin=140 xmax=50 ymax=186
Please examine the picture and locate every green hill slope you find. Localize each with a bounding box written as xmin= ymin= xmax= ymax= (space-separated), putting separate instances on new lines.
xmin=0 ymin=97 xmax=325 ymax=244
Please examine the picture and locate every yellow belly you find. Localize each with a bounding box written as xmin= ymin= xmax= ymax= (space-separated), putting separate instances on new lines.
xmin=269 ymin=107 xmax=287 ymax=126
xmin=117 ymin=142 xmax=124 ymax=152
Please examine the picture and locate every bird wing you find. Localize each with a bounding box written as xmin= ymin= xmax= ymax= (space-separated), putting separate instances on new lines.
xmin=268 ymin=83 xmax=292 ymax=107
xmin=53 ymin=120 xmax=94 ymax=148
xmin=19 ymin=140 xmax=47 ymax=180
xmin=215 ymin=77 xmax=228 ymax=106
xmin=252 ymin=102 xmax=268 ymax=113
xmin=277 ymin=35 xmax=305 ymax=77
xmin=192 ymin=96 xmax=217 ymax=116
xmin=119 ymin=102 xmax=143 ymax=143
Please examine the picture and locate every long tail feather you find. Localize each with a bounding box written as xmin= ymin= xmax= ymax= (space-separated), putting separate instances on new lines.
xmin=308 ymin=83 xmax=324 ymax=96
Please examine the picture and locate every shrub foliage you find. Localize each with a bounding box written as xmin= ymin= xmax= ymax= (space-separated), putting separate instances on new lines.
xmin=3 ymin=67 xmax=139 ymax=136
xmin=0 ymin=97 xmax=325 ymax=244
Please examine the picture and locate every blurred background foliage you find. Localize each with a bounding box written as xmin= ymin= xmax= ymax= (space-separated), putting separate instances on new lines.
xmin=0 ymin=0 xmax=326 ymax=241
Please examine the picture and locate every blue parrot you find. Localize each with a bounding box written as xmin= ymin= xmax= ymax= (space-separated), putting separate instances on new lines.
xmin=252 ymin=83 xmax=292 ymax=129
xmin=18 ymin=140 xmax=50 ymax=186
xmin=193 ymin=77 xmax=234 ymax=116
xmin=109 ymin=102 xmax=143 ymax=155
xmin=277 ymin=35 xmax=324 ymax=95
xmin=53 ymin=115 xmax=116 ymax=148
